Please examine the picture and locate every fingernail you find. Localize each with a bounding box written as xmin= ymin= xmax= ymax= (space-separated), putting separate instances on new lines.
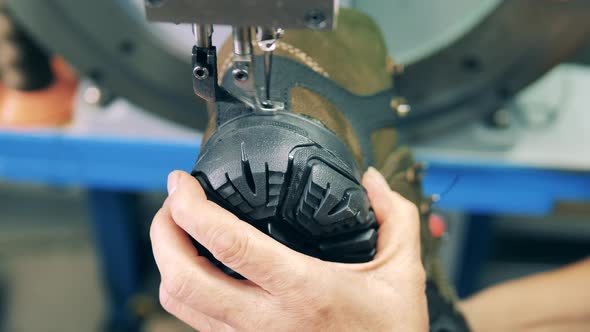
xmin=366 ymin=167 xmax=389 ymax=189
xmin=167 ymin=171 xmax=180 ymax=195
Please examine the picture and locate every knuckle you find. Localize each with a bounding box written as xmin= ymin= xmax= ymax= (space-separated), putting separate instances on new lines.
xmin=277 ymin=259 xmax=316 ymax=292
xmin=161 ymin=270 xmax=195 ymax=301
xmin=208 ymin=225 xmax=250 ymax=268
xmin=196 ymin=319 xmax=216 ymax=332
xmin=159 ymin=287 xmax=178 ymax=314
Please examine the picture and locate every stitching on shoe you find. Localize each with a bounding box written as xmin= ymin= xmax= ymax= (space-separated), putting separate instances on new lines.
xmin=218 ymin=41 xmax=330 ymax=85
xmin=276 ymin=41 xmax=330 ymax=78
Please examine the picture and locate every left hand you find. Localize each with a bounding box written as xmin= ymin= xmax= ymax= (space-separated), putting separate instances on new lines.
xmin=150 ymin=169 xmax=428 ymax=332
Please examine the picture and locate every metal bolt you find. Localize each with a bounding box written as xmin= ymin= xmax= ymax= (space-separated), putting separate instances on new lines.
xmin=83 ymin=86 xmax=101 ymax=105
xmin=304 ymin=10 xmax=327 ymax=29
xmin=83 ymin=85 xmax=115 ymax=106
xmin=391 ymin=97 xmax=411 ymax=117
xmin=193 ymin=66 xmax=209 ymax=80
xmin=232 ymin=68 xmax=249 ymax=82
xmin=397 ymin=104 xmax=411 ymax=117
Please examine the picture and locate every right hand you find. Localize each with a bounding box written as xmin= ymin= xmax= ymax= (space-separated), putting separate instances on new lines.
xmin=150 ymin=167 xmax=428 ymax=331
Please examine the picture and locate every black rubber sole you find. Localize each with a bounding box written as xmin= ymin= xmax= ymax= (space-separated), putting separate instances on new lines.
xmin=193 ymin=112 xmax=377 ymax=265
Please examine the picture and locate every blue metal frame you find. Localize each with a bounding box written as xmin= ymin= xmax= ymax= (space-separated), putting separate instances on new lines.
xmin=419 ymin=157 xmax=590 ymax=215
xmin=1 ymin=130 xmax=589 ymax=215
xmin=0 ymin=131 xmax=198 ymax=190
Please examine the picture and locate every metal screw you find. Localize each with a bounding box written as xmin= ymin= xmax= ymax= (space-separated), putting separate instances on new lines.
xmin=193 ymin=66 xmax=209 ymax=80
xmin=145 ymin=0 xmax=164 ymax=8
xmin=397 ymin=104 xmax=411 ymax=116
xmin=83 ymin=86 xmax=102 ymax=105
xmin=304 ymin=10 xmax=327 ymax=29
xmin=83 ymin=85 xmax=115 ymax=106
xmin=232 ymin=68 xmax=249 ymax=82
xmin=391 ymin=97 xmax=411 ymax=117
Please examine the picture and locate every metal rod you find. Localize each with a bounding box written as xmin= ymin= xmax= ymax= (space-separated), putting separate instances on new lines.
xmin=257 ymin=27 xmax=281 ymax=104
xmin=193 ymin=23 xmax=213 ymax=48
xmin=263 ymin=51 xmax=273 ymax=102
xmin=232 ymin=27 xmax=252 ymax=56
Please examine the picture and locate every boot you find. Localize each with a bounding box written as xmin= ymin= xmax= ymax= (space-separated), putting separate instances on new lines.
xmin=198 ymin=8 xmax=470 ymax=331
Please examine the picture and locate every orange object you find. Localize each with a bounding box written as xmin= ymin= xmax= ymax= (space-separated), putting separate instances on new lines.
xmin=52 ymin=57 xmax=78 ymax=86
xmin=0 ymin=57 xmax=78 ymax=129
xmin=428 ymin=213 xmax=446 ymax=238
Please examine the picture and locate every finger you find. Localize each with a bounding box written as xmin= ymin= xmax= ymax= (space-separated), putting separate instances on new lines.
xmin=150 ymin=205 xmax=265 ymax=327
xmin=167 ymin=170 xmax=316 ymax=294
xmin=362 ymin=167 xmax=421 ymax=261
xmin=159 ymin=284 xmax=235 ymax=332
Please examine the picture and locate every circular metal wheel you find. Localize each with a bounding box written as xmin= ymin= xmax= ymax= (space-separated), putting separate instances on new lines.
xmin=390 ymin=0 xmax=590 ymax=139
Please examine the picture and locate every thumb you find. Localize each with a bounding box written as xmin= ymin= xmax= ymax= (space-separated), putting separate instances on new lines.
xmin=362 ymin=167 xmax=422 ymax=263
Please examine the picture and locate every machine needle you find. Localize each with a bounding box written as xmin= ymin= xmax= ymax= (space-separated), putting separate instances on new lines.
xmin=257 ymin=27 xmax=282 ymax=107
xmin=264 ymin=50 xmax=273 ymax=104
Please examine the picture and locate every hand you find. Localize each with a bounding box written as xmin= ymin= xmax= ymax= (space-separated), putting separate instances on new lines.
xmin=150 ymin=168 xmax=428 ymax=332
